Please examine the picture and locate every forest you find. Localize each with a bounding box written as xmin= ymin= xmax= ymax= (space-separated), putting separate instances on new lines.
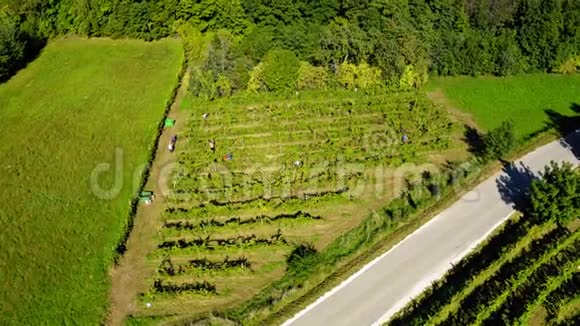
xmin=1 ymin=0 xmax=579 ymax=90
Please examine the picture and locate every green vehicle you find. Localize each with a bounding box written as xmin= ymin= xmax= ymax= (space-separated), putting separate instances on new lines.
xmin=139 ymin=191 xmax=154 ymax=205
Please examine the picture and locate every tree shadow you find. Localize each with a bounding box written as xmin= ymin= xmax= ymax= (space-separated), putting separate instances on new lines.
xmin=0 ymin=35 xmax=47 ymax=84
xmin=463 ymin=125 xmax=485 ymax=156
xmin=496 ymin=161 xmax=537 ymax=210
xmin=544 ymin=103 xmax=580 ymax=160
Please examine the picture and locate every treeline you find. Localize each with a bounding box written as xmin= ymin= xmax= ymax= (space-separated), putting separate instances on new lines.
xmin=2 ymin=0 xmax=579 ymax=87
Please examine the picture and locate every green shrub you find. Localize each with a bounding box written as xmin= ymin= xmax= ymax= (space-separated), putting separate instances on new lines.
xmin=296 ymin=61 xmax=328 ymax=90
xmin=337 ymin=62 xmax=357 ymax=89
xmin=356 ymin=62 xmax=383 ymax=89
xmin=262 ymin=49 xmax=300 ymax=93
xmin=286 ymin=243 xmax=318 ymax=272
xmin=337 ymin=62 xmax=382 ymax=90
xmin=482 ymin=120 xmax=515 ymax=160
xmin=555 ymin=54 xmax=580 ymax=74
xmin=247 ymin=62 xmax=266 ymax=93
xmin=230 ymin=56 xmax=253 ymax=91
xmin=190 ymin=67 xmax=217 ymax=99
xmin=399 ymin=65 xmax=422 ymax=91
xmin=216 ymin=74 xmax=232 ymax=97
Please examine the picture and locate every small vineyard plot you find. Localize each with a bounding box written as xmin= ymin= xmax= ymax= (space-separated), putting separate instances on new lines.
xmin=137 ymin=92 xmax=467 ymax=318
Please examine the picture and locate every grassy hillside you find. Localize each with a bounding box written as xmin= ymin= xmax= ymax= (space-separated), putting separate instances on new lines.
xmin=428 ymin=74 xmax=580 ymax=138
xmin=0 ymin=38 xmax=183 ymax=324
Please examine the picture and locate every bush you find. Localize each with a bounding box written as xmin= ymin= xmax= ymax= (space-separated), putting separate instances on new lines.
xmin=337 ymin=62 xmax=357 ymax=89
xmin=356 ymin=62 xmax=383 ymax=89
xmin=399 ymin=65 xmax=422 ymax=90
xmin=296 ymin=61 xmax=328 ymax=90
xmin=482 ymin=120 xmax=515 ymax=160
xmin=216 ymin=74 xmax=232 ymax=97
xmin=555 ymin=54 xmax=580 ymax=74
xmin=287 ymin=243 xmax=318 ymax=271
xmin=230 ymin=56 xmax=253 ymax=91
xmin=337 ymin=62 xmax=382 ymax=90
xmin=190 ymin=67 xmax=217 ymax=99
xmin=262 ymin=49 xmax=300 ymax=93
xmin=247 ymin=62 xmax=266 ymax=93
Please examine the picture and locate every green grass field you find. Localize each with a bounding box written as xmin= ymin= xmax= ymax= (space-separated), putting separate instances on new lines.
xmin=428 ymin=74 xmax=580 ymax=138
xmin=0 ymin=38 xmax=183 ymax=324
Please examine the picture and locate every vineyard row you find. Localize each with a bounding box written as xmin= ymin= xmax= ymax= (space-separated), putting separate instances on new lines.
xmin=163 ymin=211 xmax=322 ymax=231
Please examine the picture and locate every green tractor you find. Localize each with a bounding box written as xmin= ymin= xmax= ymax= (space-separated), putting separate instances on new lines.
xmin=139 ymin=191 xmax=155 ymax=205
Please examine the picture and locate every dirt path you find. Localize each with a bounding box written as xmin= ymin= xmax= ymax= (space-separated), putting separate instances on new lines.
xmin=427 ymin=89 xmax=480 ymax=130
xmin=107 ymin=73 xmax=190 ymax=325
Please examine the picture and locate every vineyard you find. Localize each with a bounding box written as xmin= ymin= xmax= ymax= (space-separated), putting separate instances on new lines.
xmin=133 ymin=91 xmax=468 ymax=318
xmin=389 ymin=215 xmax=580 ymax=326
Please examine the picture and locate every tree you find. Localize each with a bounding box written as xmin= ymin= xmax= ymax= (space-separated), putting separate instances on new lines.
xmin=176 ymin=24 xmax=210 ymax=65
xmin=2 ymin=0 xmax=579 ymax=87
xmin=528 ymin=161 xmax=580 ymax=225
xmin=516 ymin=0 xmax=564 ymax=71
xmin=460 ymin=30 xmax=493 ymax=76
xmin=482 ymin=120 xmax=515 ymax=159
xmin=247 ymin=62 xmax=266 ymax=93
xmin=318 ymin=18 xmax=373 ymax=66
xmin=262 ymin=49 xmax=300 ymax=93
xmin=0 ymin=18 xmax=26 ymax=80
xmin=230 ymin=56 xmax=253 ymax=91
xmin=431 ymin=32 xmax=463 ymax=76
xmin=205 ymin=30 xmax=235 ymax=80
xmin=493 ymin=29 xmax=526 ymax=76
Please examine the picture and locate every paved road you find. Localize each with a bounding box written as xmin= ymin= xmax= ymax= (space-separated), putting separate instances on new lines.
xmin=283 ymin=131 xmax=580 ymax=326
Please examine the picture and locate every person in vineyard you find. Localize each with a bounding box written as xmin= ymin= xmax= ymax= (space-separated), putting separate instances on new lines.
xmin=401 ymin=127 xmax=409 ymax=144
xmin=168 ymin=135 xmax=177 ymax=152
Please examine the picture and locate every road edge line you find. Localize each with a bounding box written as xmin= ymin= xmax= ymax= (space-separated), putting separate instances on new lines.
xmin=281 ymin=187 xmax=496 ymax=326
xmin=369 ymin=210 xmax=514 ymax=326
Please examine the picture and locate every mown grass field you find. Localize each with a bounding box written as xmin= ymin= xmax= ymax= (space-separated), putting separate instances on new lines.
xmin=428 ymin=74 xmax=580 ymax=138
xmin=389 ymin=214 xmax=580 ymax=326
xmin=0 ymin=38 xmax=183 ymax=324
xmin=126 ymin=89 xmax=471 ymax=321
